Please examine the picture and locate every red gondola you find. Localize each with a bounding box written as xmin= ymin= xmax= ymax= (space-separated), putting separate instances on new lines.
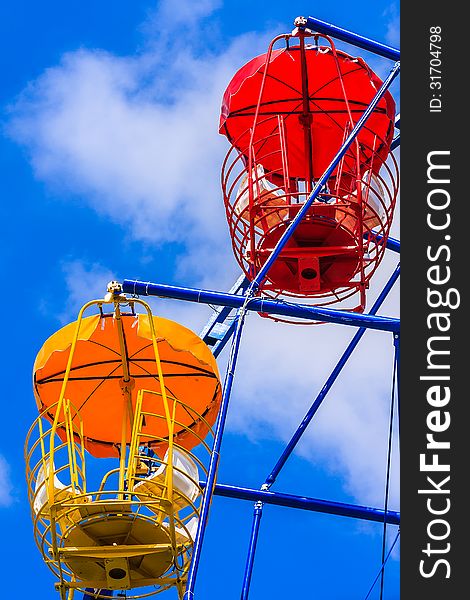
xmin=220 ymin=31 xmax=398 ymax=311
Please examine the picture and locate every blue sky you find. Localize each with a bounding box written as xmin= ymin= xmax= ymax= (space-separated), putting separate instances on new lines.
xmin=0 ymin=1 xmax=400 ymax=598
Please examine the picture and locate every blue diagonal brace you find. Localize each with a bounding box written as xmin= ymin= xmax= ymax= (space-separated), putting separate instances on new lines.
xmin=199 ymin=274 xmax=248 ymax=356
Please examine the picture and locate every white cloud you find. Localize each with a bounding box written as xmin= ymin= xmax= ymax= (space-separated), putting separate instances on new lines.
xmin=384 ymin=3 xmax=400 ymax=47
xmin=58 ymin=259 xmax=116 ymax=323
xmin=58 ymin=257 xmax=217 ymax=336
xmin=0 ymin=456 xmax=13 ymax=507
xmin=10 ymin=49 xmax=224 ymax=242
xmin=148 ymin=0 xmax=223 ymax=30
xmin=7 ymin=21 xmax=269 ymax=287
xmin=8 ymin=3 xmax=400 ymax=509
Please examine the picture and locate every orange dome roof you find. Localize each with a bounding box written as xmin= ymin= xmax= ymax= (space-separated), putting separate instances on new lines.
xmin=33 ymin=313 xmax=222 ymax=457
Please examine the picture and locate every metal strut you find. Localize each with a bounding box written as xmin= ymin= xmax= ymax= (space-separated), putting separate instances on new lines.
xmin=294 ymin=15 xmax=400 ymax=61
xmin=203 ymin=482 xmax=400 ymax=525
xmin=183 ymin=302 xmax=252 ymax=599
xmin=379 ymin=336 xmax=399 ymax=600
xmin=122 ymin=280 xmax=399 ymax=333
xmin=199 ymin=274 xmax=249 ymax=356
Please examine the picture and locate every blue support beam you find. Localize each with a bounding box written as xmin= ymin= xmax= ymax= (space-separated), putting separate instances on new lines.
xmin=206 ymin=482 xmax=400 ymax=525
xmin=241 ymin=502 xmax=263 ymax=600
xmin=122 ymin=279 xmax=399 ymax=333
xmin=382 ymin=235 xmax=400 ymax=253
xmin=394 ymin=333 xmax=400 ymax=432
xmin=183 ymin=309 xmax=248 ymax=600
xmin=294 ymin=15 xmax=400 ymax=61
xmin=199 ymin=274 xmax=248 ymax=356
xmin=204 ymin=231 xmax=400 ymax=357
xmin=210 ymin=317 xmax=239 ymax=358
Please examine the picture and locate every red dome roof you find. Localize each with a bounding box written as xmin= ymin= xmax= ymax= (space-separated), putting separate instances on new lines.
xmin=220 ymin=45 xmax=395 ymax=181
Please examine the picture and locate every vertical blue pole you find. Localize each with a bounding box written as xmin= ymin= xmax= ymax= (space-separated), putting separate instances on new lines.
xmin=247 ymin=62 xmax=400 ymax=295
xmin=394 ymin=333 xmax=400 ymax=433
xmin=183 ymin=307 xmax=249 ymax=599
xmin=379 ymin=332 xmax=399 ymax=600
xmin=240 ymin=501 xmax=264 ymax=600
xmin=265 ymin=263 xmax=400 ymax=487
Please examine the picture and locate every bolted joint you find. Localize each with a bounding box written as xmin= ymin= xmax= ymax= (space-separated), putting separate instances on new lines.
xmin=298 ymin=112 xmax=313 ymax=127
xmin=107 ymin=280 xmax=123 ymax=294
xmin=105 ymin=280 xmax=127 ymax=303
xmin=294 ymin=16 xmax=308 ymax=27
xmin=119 ymin=376 xmax=136 ymax=394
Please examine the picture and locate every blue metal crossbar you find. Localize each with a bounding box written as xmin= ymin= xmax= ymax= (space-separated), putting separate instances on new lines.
xmin=122 ymin=279 xmax=399 ymax=332
xmin=380 ymin=235 xmax=400 ymax=253
xmin=206 ymin=482 xmax=400 ymax=525
xmin=294 ymin=15 xmax=400 ymax=61
xmin=201 ymin=235 xmax=399 ymax=360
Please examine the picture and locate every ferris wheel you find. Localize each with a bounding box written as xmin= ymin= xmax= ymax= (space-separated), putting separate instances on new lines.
xmin=25 ymin=14 xmax=400 ymax=600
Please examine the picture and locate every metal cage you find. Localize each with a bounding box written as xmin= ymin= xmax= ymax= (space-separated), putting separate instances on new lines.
xmin=221 ymin=32 xmax=399 ymax=313
xmin=25 ymin=298 xmax=218 ymax=600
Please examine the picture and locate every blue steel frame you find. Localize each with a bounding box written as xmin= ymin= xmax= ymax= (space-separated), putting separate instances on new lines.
xmin=123 ymin=280 xmax=399 ymax=333
xmin=199 ymin=273 xmax=249 ymax=356
xmin=119 ymin=15 xmax=400 ymax=600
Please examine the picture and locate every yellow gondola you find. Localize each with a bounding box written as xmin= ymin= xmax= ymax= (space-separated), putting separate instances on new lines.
xmin=25 ymin=288 xmax=222 ymax=599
